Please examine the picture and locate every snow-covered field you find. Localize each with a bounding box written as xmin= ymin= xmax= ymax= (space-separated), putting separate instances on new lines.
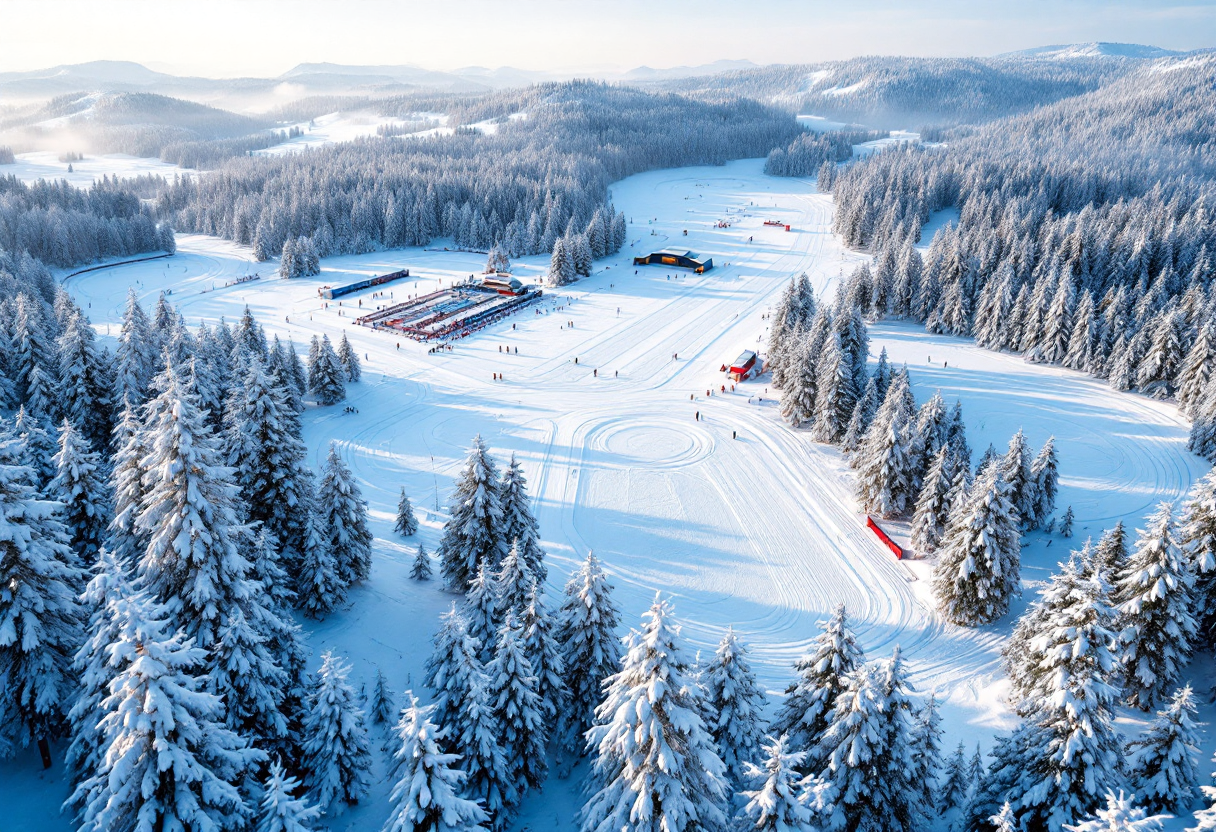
xmin=3 ymin=150 xmax=186 ymax=186
xmin=8 ymin=158 xmax=1209 ymax=831
xmin=252 ymin=112 xmax=445 ymax=156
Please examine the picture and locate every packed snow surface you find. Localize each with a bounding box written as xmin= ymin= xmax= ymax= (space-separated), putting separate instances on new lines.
xmin=5 ymin=150 xmax=186 ymax=186
xmin=11 ymin=159 xmax=1207 ymax=831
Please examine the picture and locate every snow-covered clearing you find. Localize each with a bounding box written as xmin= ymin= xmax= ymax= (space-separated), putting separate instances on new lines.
xmin=3 ymin=150 xmax=186 ymax=186
xmin=252 ymin=112 xmax=444 ymax=156
xmin=8 ymin=158 xmax=1208 ymax=831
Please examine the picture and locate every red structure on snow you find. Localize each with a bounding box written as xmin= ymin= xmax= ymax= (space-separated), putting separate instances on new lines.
xmin=866 ymin=516 xmax=904 ymax=559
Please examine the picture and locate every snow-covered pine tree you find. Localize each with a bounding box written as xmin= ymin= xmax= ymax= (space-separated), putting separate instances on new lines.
xmin=395 ymin=487 xmax=418 ymax=536
xmin=424 ymin=603 xmax=485 ymax=736
xmin=703 ymin=627 xmax=766 ymax=789
xmin=76 ymin=583 xmax=259 ymax=832
xmin=911 ymin=692 xmax=944 ymax=824
xmin=912 ymin=445 xmax=954 ymax=556
xmin=258 ymin=759 xmax=321 ymax=832
xmin=1030 ymin=437 xmax=1060 ymax=530
xmin=210 ymin=602 xmax=289 ymax=745
xmin=856 ymin=370 xmax=917 ymax=517
xmin=1114 ymin=502 xmax=1197 ymax=711
xmin=455 ymin=676 xmax=514 ymax=830
xmin=739 ymin=735 xmax=828 ymax=832
xmin=307 ymin=335 xmax=345 ymax=405
xmin=14 ymin=404 xmax=57 ymax=492
xmin=1126 ymin=685 xmax=1201 ymax=815
xmin=581 ymin=595 xmax=728 ymax=832
xmin=1180 ymin=470 xmax=1216 ymax=641
xmin=486 ymin=611 xmax=548 ymax=793
xmin=116 ymin=287 xmax=157 ymax=407
xmin=818 ymin=662 xmax=897 ymax=832
xmin=438 ymin=435 xmax=506 ymax=590
xmin=0 ymin=449 xmax=84 ymax=753
xmin=494 ymin=539 xmax=534 ymax=621
xmin=769 ymin=603 xmax=865 ymax=775
xmin=336 ymin=333 xmax=361 ymax=383
xmin=932 ymin=463 xmax=1022 ymax=626
xmin=1062 ymin=506 xmax=1075 ymax=537
xmin=300 ymin=651 xmax=372 ymax=813
xmin=499 ymin=453 xmax=546 ymax=581
xmin=106 ymin=396 xmax=146 ymax=567
xmin=813 ymin=331 xmax=857 ymax=445
xmin=1064 ymin=791 xmax=1167 ymax=832
xmin=57 ymin=309 xmax=111 ymax=450
xmin=1001 ymin=429 xmax=1037 ymax=528
xmin=991 ymin=803 xmax=1017 ymax=832
xmin=296 ymin=506 xmax=342 ymax=618
xmin=939 ymin=741 xmax=970 ymax=813
xmin=868 ymin=647 xmax=923 ymax=832
xmin=382 ymin=693 xmax=489 ymax=832
xmin=411 ymin=543 xmax=433 ymax=581
xmin=547 ymin=238 xmax=576 ymax=287
xmin=843 ymin=376 xmax=880 ymax=459
xmin=463 ymin=560 xmax=500 ymax=664
xmin=554 ymin=551 xmax=621 ymax=770
xmin=228 ymin=360 xmax=311 ymax=569
xmin=318 ymin=442 xmax=372 ymax=588
xmin=64 ymin=547 xmax=129 ymax=818
xmin=1092 ymin=522 xmax=1130 ymax=582
xmin=369 ymin=668 xmax=396 ymax=726
xmin=519 ymin=579 xmax=565 ymax=732
xmin=49 ymin=417 xmax=110 ymax=568
xmin=1177 ymin=325 xmax=1215 ymax=418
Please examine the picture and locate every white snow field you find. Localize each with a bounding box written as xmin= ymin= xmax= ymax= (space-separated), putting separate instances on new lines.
xmin=4 ymin=149 xmax=186 ymax=186
xmin=6 ymin=158 xmax=1209 ymax=831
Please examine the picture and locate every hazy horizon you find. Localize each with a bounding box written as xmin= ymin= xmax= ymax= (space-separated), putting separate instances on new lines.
xmin=2 ymin=0 xmax=1214 ymax=78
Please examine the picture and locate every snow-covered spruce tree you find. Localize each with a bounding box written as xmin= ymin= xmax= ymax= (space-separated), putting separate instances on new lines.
xmin=76 ymin=585 xmax=259 ymax=832
xmin=395 ymin=487 xmax=418 ymax=536
xmin=424 ymin=603 xmax=485 ymax=736
xmin=932 ymin=463 xmax=1022 ymax=626
xmin=210 ymin=597 xmax=290 ymax=742
xmin=1177 ymin=324 xmax=1215 ymax=418
xmin=14 ymin=404 xmax=57 ymax=492
xmin=842 ymin=376 xmax=880 ymax=459
xmin=554 ymin=550 xmax=621 ymax=770
xmin=336 ymin=332 xmax=360 ymax=383
xmin=869 ymin=647 xmax=923 ymax=832
xmin=704 ymin=627 xmax=766 ymax=790
xmin=296 ymin=506 xmax=342 ymax=618
xmin=115 ymin=287 xmax=157 ymax=407
xmin=911 ymin=692 xmax=945 ymax=823
xmin=1065 ymin=791 xmax=1167 ymax=832
xmin=1001 ymin=429 xmax=1037 ymax=528
xmin=1126 ymin=685 xmax=1201 ymax=815
xmin=1062 ymin=506 xmax=1075 ymax=537
xmin=519 ymin=579 xmax=565 ymax=731
xmin=1113 ymin=502 xmax=1196 ymax=711
xmin=547 ymin=237 xmax=576 ymax=287
xmin=988 ymin=571 xmax=1123 ymax=832
xmin=411 ymin=542 xmax=432 ymax=581
xmin=134 ymin=361 xmax=252 ymax=649
xmin=382 ymin=692 xmax=489 ymax=832
xmin=106 ymin=396 xmax=146 ymax=567
xmin=258 ymin=759 xmax=321 ymax=832
xmin=307 ymin=334 xmax=345 ymax=405
xmin=228 ymin=360 xmax=311 ymax=570
xmin=300 ymin=651 xmax=372 ymax=813
xmin=1030 ymin=437 xmax=1060 ymax=530
xmin=581 ymin=595 xmax=728 ymax=832
xmin=1091 ymin=522 xmax=1130 ymax=583
xmin=911 ymin=445 xmax=953 ymax=556
xmin=57 ymin=309 xmax=112 ymax=450
xmin=494 ymin=538 xmax=534 ymax=621
xmin=49 ymin=417 xmax=110 ymax=568
xmin=499 ymin=452 xmax=546 ymax=582
xmin=1180 ymin=469 xmax=1216 ymax=641
xmin=438 ymin=435 xmax=506 ymax=591
xmin=770 ymin=603 xmax=865 ymax=775
xmin=487 ymin=611 xmax=548 ymax=793
xmin=64 ymin=547 xmax=130 ymax=817
xmin=938 ymin=741 xmax=970 ymax=813
xmin=812 ymin=331 xmax=857 ymax=445
xmin=856 ymin=369 xmax=917 ymax=517
xmin=768 ymin=278 xmax=802 ymax=390
xmin=0 ymin=451 xmax=83 ymax=753
xmin=463 ymin=560 xmax=500 ymax=664
xmin=990 ymin=803 xmax=1017 ymax=832
xmin=739 ymin=735 xmax=829 ymax=832
xmin=318 ymin=442 xmax=372 ymax=588
xmin=455 ymin=676 xmax=514 ymax=830
xmin=370 ymin=668 xmax=396 ymax=726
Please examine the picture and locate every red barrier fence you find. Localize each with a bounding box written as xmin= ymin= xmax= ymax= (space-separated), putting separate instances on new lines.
xmin=866 ymin=516 xmax=904 ymax=560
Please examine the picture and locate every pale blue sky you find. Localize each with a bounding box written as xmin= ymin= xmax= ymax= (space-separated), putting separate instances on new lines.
xmin=3 ymin=0 xmax=1214 ymax=76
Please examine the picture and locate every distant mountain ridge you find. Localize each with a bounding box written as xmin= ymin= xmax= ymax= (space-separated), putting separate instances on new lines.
xmin=997 ymin=42 xmax=1192 ymax=60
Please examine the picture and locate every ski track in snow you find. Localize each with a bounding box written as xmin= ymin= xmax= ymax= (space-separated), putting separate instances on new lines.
xmin=21 ymin=157 xmax=1206 ymax=831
